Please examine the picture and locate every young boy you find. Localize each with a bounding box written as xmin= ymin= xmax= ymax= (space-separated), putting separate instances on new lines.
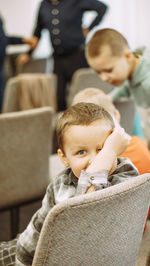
xmin=85 ymin=28 xmax=150 ymax=140
xmin=72 ymin=87 xmax=150 ymax=175
xmin=0 ymin=102 xmax=138 ymax=265
xmin=72 ymin=88 xmax=150 ymax=231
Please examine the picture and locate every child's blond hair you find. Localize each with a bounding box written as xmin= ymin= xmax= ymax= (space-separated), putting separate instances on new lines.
xmin=56 ymin=102 xmax=114 ymax=152
xmin=72 ymin=87 xmax=116 ymax=118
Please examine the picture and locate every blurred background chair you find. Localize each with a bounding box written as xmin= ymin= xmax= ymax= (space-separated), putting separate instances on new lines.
xmin=67 ymin=67 xmax=113 ymax=106
xmin=4 ymin=55 xmax=52 ymax=84
xmin=2 ymin=73 xmax=57 ymax=113
xmin=0 ymin=107 xmax=54 ymax=239
xmin=32 ymin=173 xmax=150 ymax=266
xmin=67 ymin=68 xmax=136 ymax=135
xmin=114 ymin=98 xmax=136 ymax=135
xmin=136 ymin=106 xmax=150 ymax=145
xmin=16 ymin=57 xmax=49 ymax=75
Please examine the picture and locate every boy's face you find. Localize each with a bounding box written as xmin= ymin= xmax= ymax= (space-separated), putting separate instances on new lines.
xmin=87 ymin=45 xmax=132 ymax=86
xmin=58 ymin=119 xmax=112 ymax=178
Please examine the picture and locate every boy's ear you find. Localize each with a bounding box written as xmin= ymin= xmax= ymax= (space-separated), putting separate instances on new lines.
xmin=57 ymin=148 xmax=69 ymax=167
xmin=124 ymin=49 xmax=132 ymax=61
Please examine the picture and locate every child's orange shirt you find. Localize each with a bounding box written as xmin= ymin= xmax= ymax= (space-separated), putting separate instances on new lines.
xmin=121 ymin=136 xmax=150 ymax=174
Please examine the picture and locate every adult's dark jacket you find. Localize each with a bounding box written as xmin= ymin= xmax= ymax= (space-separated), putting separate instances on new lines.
xmin=33 ymin=0 xmax=108 ymax=55
xmin=0 ymin=17 xmax=22 ymax=71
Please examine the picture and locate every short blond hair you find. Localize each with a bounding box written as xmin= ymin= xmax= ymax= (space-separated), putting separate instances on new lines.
xmin=72 ymin=88 xmax=116 ymax=117
xmin=56 ymin=102 xmax=114 ymax=152
xmin=72 ymin=87 xmax=105 ymax=105
xmin=86 ymin=28 xmax=129 ymax=59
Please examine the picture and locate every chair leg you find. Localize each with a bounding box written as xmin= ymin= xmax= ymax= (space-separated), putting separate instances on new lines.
xmin=10 ymin=206 xmax=20 ymax=239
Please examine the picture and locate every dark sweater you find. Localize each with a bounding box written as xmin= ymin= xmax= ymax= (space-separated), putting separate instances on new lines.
xmin=0 ymin=17 xmax=23 ymax=71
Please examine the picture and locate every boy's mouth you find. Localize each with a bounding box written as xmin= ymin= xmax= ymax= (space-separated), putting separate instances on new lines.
xmin=111 ymin=80 xmax=122 ymax=86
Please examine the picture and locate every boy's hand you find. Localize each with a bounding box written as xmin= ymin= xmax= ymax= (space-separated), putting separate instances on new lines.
xmin=103 ymin=127 xmax=131 ymax=156
xmin=86 ymin=185 xmax=96 ymax=194
xmin=86 ymin=127 xmax=131 ymax=174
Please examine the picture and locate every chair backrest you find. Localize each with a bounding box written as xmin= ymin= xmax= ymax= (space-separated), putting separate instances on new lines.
xmin=32 ymin=174 xmax=150 ymax=266
xmin=16 ymin=58 xmax=48 ymax=74
xmin=136 ymin=106 xmax=150 ymax=142
xmin=114 ymin=98 xmax=136 ymax=135
xmin=67 ymin=68 xmax=113 ymax=106
xmin=2 ymin=73 xmax=57 ymax=113
xmin=0 ymin=107 xmax=54 ymax=209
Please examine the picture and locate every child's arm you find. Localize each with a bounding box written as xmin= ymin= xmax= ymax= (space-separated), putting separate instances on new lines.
xmin=77 ymin=127 xmax=131 ymax=194
xmin=87 ymin=127 xmax=131 ymax=174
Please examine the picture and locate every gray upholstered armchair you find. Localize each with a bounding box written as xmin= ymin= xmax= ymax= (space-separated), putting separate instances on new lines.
xmin=32 ymin=173 xmax=150 ymax=266
xmin=0 ymin=107 xmax=54 ymax=239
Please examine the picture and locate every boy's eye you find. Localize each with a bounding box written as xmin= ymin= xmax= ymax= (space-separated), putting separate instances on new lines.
xmin=77 ymin=150 xmax=86 ymax=155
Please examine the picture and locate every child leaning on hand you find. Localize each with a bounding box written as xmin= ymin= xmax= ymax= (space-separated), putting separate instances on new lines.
xmin=56 ymin=102 xmax=138 ymax=195
xmin=0 ymin=102 xmax=139 ymax=266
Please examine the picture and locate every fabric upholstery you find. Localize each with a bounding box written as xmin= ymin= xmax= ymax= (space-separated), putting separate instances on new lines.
xmin=0 ymin=107 xmax=54 ymax=209
xmin=114 ymin=98 xmax=136 ymax=135
xmin=67 ymin=67 xmax=113 ymax=106
xmin=32 ymin=173 xmax=150 ymax=266
xmin=2 ymin=73 xmax=57 ymax=113
xmin=16 ymin=58 xmax=48 ymax=75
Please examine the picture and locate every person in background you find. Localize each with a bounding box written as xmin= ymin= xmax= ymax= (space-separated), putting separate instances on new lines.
xmin=0 ymin=102 xmax=138 ymax=265
xmin=132 ymin=111 xmax=145 ymax=138
xmin=0 ymin=16 xmax=34 ymax=112
xmin=85 ymin=28 xmax=150 ymax=142
xmin=72 ymin=87 xmax=150 ymax=231
xmin=72 ymin=88 xmax=150 ymax=175
xmin=17 ymin=0 xmax=108 ymax=111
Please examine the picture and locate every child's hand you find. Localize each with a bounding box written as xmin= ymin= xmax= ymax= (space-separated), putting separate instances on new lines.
xmin=86 ymin=127 xmax=131 ymax=174
xmin=86 ymin=185 xmax=96 ymax=194
xmin=103 ymin=127 xmax=131 ymax=156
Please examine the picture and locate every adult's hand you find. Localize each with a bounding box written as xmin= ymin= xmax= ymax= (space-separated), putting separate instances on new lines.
xmin=82 ymin=27 xmax=89 ymax=37
xmin=22 ymin=36 xmax=39 ymax=50
xmin=16 ymin=53 xmax=30 ymax=66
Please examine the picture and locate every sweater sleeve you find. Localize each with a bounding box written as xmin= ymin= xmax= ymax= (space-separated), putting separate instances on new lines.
xmin=76 ymin=170 xmax=109 ymax=194
xmin=108 ymin=158 xmax=139 ymax=185
xmin=6 ymin=36 xmax=23 ymax=45
xmin=76 ymin=158 xmax=139 ymax=195
xmin=79 ymin=0 xmax=108 ymax=30
xmin=33 ymin=3 xmax=43 ymax=39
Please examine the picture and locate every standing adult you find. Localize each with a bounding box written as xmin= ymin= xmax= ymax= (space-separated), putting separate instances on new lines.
xmin=17 ymin=0 xmax=108 ymax=111
xmin=0 ymin=16 xmax=34 ymax=112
